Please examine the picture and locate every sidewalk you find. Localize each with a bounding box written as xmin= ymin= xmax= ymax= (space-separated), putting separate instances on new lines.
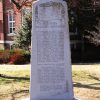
xmin=0 ymin=64 xmax=31 ymax=71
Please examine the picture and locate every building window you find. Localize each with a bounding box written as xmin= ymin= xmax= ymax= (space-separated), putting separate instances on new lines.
xmin=8 ymin=11 xmax=15 ymax=34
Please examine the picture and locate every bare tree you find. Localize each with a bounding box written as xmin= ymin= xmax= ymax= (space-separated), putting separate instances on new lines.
xmin=11 ymin=0 xmax=33 ymax=10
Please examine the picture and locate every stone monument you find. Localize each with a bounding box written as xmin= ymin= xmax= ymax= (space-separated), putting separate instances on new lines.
xmin=31 ymin=0 xmax=76 ymax=100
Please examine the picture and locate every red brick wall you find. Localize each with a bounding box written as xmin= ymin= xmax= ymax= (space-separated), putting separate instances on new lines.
xmin=0 ymin=0 xmax=4 ymax=40
xmin=3 ymin=0 xmax=22 ymax=41
xmin=13 ymin=4 xmax=22 ymax=31
xmin=15 ymin=10 xmax=22 ymax=31
xmin=0 ymin=0 xmax=29 ymax=49
xmin=0 ymin=0 xmax=22 ymax=49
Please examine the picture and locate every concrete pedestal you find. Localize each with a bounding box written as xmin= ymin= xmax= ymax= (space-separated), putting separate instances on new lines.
xmin=22 ymin=98 xmax=80 ymax=100
xmin=21 ymin=98 xmax=30 ymax=100
xmin=31 ymin=0 xmax=74 ymax=100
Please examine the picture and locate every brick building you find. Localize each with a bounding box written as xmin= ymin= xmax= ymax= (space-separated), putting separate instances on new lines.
xmin=1 ymin=0 xmax=100 ymax=62
xmin=0 ymin=0 xmax=23 ymax=49
xmin=0 ymin=0 xmax=78 ymax=50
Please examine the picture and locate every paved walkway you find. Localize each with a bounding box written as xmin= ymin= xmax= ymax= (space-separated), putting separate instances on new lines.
xmin=0 ymin=64 xmax=31 ymax=71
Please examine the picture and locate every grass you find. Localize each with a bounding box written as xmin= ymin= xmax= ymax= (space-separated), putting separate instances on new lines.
xmin=0 ymin=65 xmax=30 ymax=100
xmin=0 ymin=64 xmax=100 ymax=100
xmin=72 ymin=65 xmax=100 ymax=100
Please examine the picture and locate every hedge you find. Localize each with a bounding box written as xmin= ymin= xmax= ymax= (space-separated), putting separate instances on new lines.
xmin=0 ymin=50 xmax=31 ymax=64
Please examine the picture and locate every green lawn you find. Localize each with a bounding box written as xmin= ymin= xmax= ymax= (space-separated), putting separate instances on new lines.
xmin=73 ymin=64 xmax=100 ymax=100
xmin=0 ymin=65 xmax=100 ymax=100
xmin=0 ymin=65 xmax=30 ymax=100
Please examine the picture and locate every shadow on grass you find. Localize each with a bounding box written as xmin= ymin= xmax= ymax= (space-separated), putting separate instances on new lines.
xmin=74 ymin=82 xmax=100 ymax=90
xmin=73 ymin=62 xmax=100 ymax=65
xmin=73 ymin=71 xmax=100 ymax=89
xmin=0 ymin=74 xmax=30 ymax=100
xmin=0 ymin=89 xmax=29 ymax=100
xmin=89 ymin=75 xmax=100 ymax=81
xmin=0 ymin=74 xmax=30 ymax=81
xmin=11 ymin=89 xmax=29 ymax=100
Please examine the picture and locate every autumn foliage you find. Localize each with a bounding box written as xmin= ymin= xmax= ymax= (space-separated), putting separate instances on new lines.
xmin=0 ymin=50 xmax=30 ymax=64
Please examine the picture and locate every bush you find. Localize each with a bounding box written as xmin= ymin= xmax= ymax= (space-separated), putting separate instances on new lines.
xmin=10 ymin=53 xmax=26 ymax=64
xmin=10 ymin=49 xmax=25 ymax=55
xmin=10 ymin=49 xmax=31 ymax=64
xmin=0 ymin=50 xmax=31 ymax=64
xmin=23 ymin=51 xmax=31 ymax=63
xmin=0 ymin=50 xmax=10 ymax=64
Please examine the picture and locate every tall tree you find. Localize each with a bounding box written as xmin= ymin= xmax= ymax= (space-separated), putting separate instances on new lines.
xmin=84 ymin=18 xmax=100 ymax=46
xmin=13 ymin=14 xmax=32 ymax=50
xmin=11 ymin=0 xmax=32 ymax=50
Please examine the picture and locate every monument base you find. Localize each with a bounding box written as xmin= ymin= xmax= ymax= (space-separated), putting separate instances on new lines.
xmin=21 ymin=98 xmax=29 ymax=100
xmin=22 ymin=98 xmax=80 ymax=100
xmin=74 ymin=98 xmax=81 ymax=100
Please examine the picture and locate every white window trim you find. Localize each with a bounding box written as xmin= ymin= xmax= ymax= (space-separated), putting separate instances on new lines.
xmin=7 ymin=33 xmax=16 ymax=36
xmin=0 ymin=40 xmax=14 ymax=49
xmin=8 ymin=10 xmax=15 ymax=35
xmin=0 ymin=40 xmax=14 ymax=44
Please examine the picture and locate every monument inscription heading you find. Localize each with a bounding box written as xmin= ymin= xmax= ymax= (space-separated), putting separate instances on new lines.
xmin=31 ymin=0 xmax=74 ymax=100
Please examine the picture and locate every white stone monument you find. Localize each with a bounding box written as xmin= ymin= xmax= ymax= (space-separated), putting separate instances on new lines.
xmin=31 ymin=0 xmax=76 ymax=100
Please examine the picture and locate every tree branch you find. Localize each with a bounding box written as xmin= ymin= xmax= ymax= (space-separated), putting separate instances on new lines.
xmin=11 ymin=0 xmax=21 ymax=9
xmin=11 ymin=0 xmax=32 ymax=10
